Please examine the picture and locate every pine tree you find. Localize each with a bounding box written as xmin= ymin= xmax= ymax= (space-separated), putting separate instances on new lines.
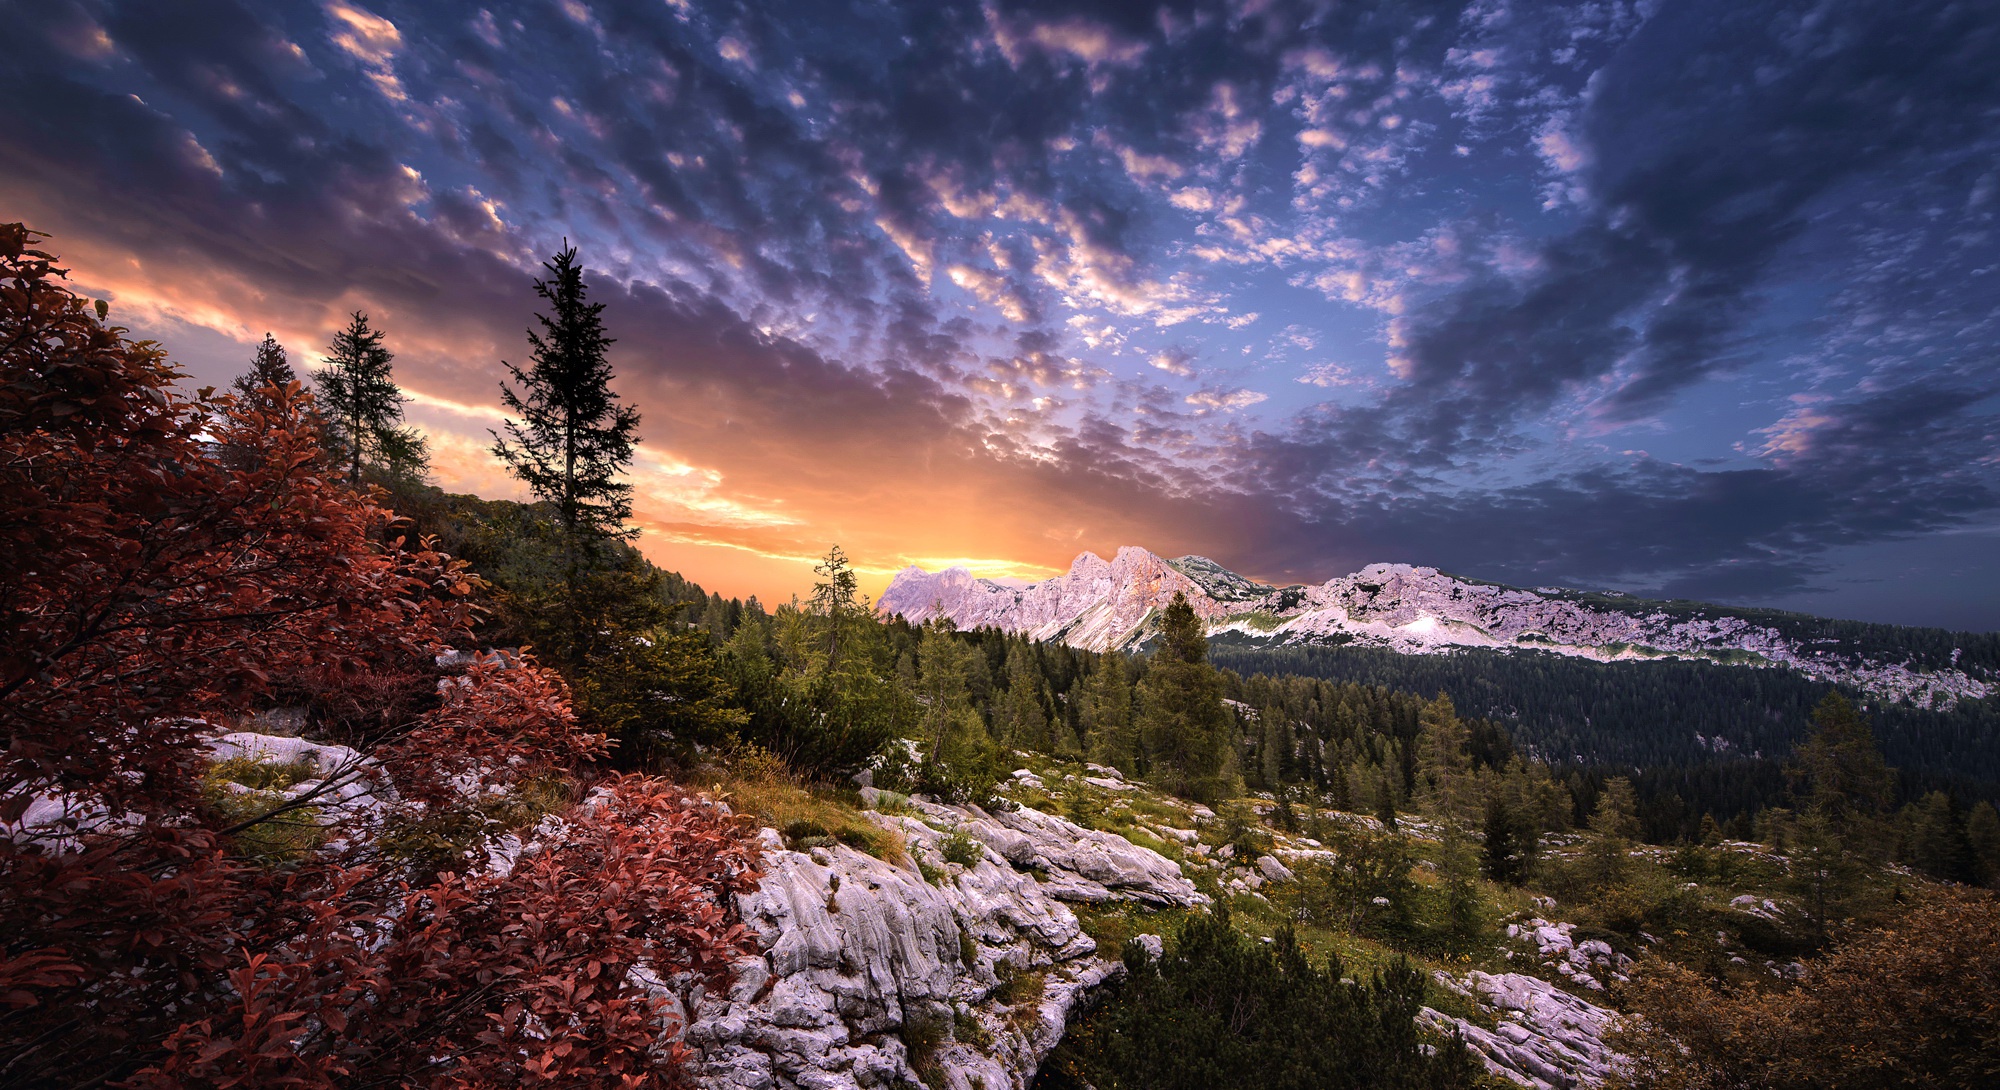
xmin=1082 ymin=652 xmax=1136 ymax=773
xmin=1135 ymin=592 xmax=1234 ymax=802
xmin=492 ymin=244 xmax=641 ymax=615
xmin=230 ymin=333 xmax=296 ymax=412
xmin=314 ymin=312 xmax=409 ymax=483
xmin=1967 ymin=800 xmax=2000 ymax=886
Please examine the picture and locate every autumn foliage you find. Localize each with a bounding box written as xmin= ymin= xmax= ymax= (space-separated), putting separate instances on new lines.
xmin=1613 ymin=888 xmax=2000 ymax=1090
xmin=0 ymin=223 xmax=760 ymax=1087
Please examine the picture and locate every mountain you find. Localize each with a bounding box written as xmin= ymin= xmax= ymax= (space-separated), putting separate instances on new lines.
xmin=879 ymin=547 xmax=1999 ymax=708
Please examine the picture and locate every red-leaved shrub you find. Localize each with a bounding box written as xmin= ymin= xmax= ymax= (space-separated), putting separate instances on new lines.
xmin=0 ymin=223 xmax=761 ymax=1087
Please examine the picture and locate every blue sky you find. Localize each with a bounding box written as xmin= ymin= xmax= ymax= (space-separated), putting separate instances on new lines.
xmin=4 ymin=0 xmax=1997 ymax=628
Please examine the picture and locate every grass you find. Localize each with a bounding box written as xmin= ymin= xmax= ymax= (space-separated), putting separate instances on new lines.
xmin=705 ymin=750 xmax=906 ymax=865
xmin=994 ymin=963 xmax=1047 ymax=1033
xmin=200 ymin=755 xmax=329 ymax=862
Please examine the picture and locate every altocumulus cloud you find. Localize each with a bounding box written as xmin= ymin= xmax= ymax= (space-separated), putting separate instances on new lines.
xmin=1 ymin=0 xmax=1995 ymax=626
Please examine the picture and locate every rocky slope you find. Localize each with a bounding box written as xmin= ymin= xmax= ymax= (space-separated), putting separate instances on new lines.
xmin=878 ymin=548 xmax=1994 ymax=708
xmin=683 ymin=795 xmax=1204 ymax=1090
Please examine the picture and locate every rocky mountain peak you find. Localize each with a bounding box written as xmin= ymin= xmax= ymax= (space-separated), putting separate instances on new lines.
xmin=878 ymin=548 xmax=1995 ymax=708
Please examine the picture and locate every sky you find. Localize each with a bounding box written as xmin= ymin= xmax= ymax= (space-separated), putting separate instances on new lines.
xmin=4 ymin=0 xmax=1998 ymax=630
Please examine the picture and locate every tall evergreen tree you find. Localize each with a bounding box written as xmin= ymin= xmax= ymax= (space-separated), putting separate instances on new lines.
xmin=493 ymin=243 xmax=640 ymax=544
xmin=1082 ymin=652 xmax=1137 ymax=773
xmin=1792 ymin=691 xmax=1895 ymax=839
xmin=314 ymin=312 xmax=409 ymax=483
xmin=223 ymin=333 xmax=302 ymax=472
xmin=492 ymin=244 xmax=642 ymax=664
xmin=1136 ymin=593 xmax=1234 ymax=802
xmin=231 ymin=333 xmax=296 ymax=411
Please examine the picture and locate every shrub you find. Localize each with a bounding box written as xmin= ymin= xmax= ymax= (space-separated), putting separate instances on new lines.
xmin=1615 ymin=889 xmax=2000 ymax=1090
xmin=1040 ymin=908 xmax=1481 ymax=1089
xmin=941 ymin=829 xmax=983 ymax=867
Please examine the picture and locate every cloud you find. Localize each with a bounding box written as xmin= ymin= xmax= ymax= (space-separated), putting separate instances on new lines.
xmin=0 ymin=0 xmax=1994 ymax=623
xmin=1185 ymin=387 xmax=1267 ymax=413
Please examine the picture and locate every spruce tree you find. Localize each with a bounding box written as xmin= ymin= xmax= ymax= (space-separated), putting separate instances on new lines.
xmin=1135 ymin=592 xmax=1234 ymax=802
xmin=492 ymin=246 xmax=640 ymax=584
xmin=231 ymin=333 xmax=297 ymax=412
xmin=492 ymin=243 xmax=642 ymax=663
xmin=314 ymin=312 xmax=408 ymax=483
xmin=1082 ymin=652 xmax=1136 ymax=773
xmin=224 ymin=333 xmax=301 ymax=471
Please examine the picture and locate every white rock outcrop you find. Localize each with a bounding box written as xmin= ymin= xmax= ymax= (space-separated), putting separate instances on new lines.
xmin=684 ymin=801 xmax=1202 ymax=1089
xmin=1423 ymin=971 xmax=1624 ymax=1090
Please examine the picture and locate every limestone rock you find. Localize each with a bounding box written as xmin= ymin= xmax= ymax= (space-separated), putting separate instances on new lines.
xmin=686 ymin=798 xmax=1202 ymax=1089
xmin=1423 ymin=971 xmax=1625 ymax=1089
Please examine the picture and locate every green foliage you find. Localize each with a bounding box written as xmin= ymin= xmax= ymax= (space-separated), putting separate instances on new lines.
xmin=1905 ymin=790 xmax=1979 ymax=884
xmin=1793 ymin=692 xmax=1895 ymax=839
xmin=939 ymin=828 xmax=982 ymax=867
xmin=573 ymin=625 xmax=748 ymax=764
xmin=491 ymin=243 xmax=640 ymax=545
xmin=1285 ymin=821 xmax=1417 ymax=937
xmin=1082 ymin=652 xmax=1137 ymax=772
xmin=199 ymin=756 xmax=328 ymax=863
xmin=1137 ymin=593 xmax=1237 ymax=802
xmin=1968 ymin=800 xmax=2000 ymax=886
xmin=1481 ymin=796 xmax=1531 ymax=885
xmin=1041 ymin=909 xmax=1480 ymax=1090
xmin=721 ymin=554 xmax=914 ymax=778
xmin=313 ymin=311 xmax=422 ymax=486
xmin=1211 ymin=643 xmax=2000 ymax=834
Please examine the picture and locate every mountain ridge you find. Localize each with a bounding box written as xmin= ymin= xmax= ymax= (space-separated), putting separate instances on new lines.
xmin=878 ymin=547 xmax=1998 ymax=709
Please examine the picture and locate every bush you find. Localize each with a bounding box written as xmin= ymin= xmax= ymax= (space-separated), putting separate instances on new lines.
xmin=940 ymin=829 xmax=983 ymax=866
xmin=1041 ymin=908 xmax=1481 ymax=1090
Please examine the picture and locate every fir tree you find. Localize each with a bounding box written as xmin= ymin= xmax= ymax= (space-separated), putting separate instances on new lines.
xmin=1135 ymin=592 xmax=1234 ymax=802
xmin=492 ymin=245 xmax=640 ymax=602
xmin=492 ymin=244 xmax=642 ymax=664
xmin=230 ymin=333 xmax=296 ymax=412
xmin=314 ymin=312 xmax=409 ymax=483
